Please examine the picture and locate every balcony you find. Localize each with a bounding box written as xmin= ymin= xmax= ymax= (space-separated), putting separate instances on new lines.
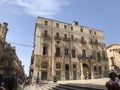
xmin=93 ymin=41 xmax=98 ymax=45
xmin=41 ymin=33 xmax=51 ymax=40
xmin=63 ymin=37 xmax=69 ymax=41
xmin=77 ymin=54 xmax=93 ymax=60
xmin=55 ymin=53 xmax=61 ymax=57
xmin=40 ymin=55 xmax=49 ymax=60
xmin=98 ymin=43 xmax=106 ymax=47
xmin=80 ymin=40 xmax=86 ymax=45
xmin=54 ymin=36 xmax=62 ymax=40
xmin=89 ymin=41 xmax=93 ymax=45
xmin=102 ymin=57 xmax=108 ymax=60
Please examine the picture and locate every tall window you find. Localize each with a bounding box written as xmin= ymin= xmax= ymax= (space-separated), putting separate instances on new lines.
xmin=41 ymin=71 xmax=47 ymax=80
xmin=72 ymin=49 xmax=75 ymax=58
xmin=94 ymin=66 xmax=97 ymax=71
xmin=56 ymin=63 xmax=61 ymax=69
xmin=81 ymin=37 xmax=84 ymax=43
xmin=64 ymin=34 xmax=67 ymax=40
xmin=43 ymin=45 xmax=47 ymax=55
xmin=82 ymin=49 xmax=86 ymax=57
xmin=95 ymin=39 xmax=98 ymax=45
xmin=45 ymin=21 xmax=48 ymax=25
xmin=56 ymin=71 xmax=61 ymax=80
xmin=56 ymin=23 xmax=59 ymax=28
xmin=94 ymin=31 xmax=96 ymax=35
xmin=89 ymin=38 xmax=93 ymax=44
xmin=0 ymin=59 xmax=4 ymax=65
xmin=56 ymin=32 xmax=59 ymax=38
xmin=71 ymin=35 xmax=74 ymax=41
xmin=97 ymin=52 xmax=101 ymax=61
xmin=44 ymin=30 xmax=48 ymax=37
xmin=64 ymin=25 xmax=67 ymax=29
xmin=56 ymin=47 xmax=60 ymax=56
xmin=71 ymin=26 xmax=73 ymax=30
xmin=81 ymin=37 xmax=84 ymax=41
xmin=89 ymin=30 xmax=92 ymax=34
xmin=81 ymin=28 xmax=83 ymax=32
xmin=64 ymin=48 xmax=68 ymax=56
xmin=102 ymin=50 xmax=106 ymax=59
xmin=73 ymin=64 xmax=76 ymax=69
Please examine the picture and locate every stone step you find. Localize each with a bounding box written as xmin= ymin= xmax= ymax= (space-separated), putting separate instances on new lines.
xmin=50 ymin=84 xmax=104 ymax=90
xmin=51 ymin=87 xmax=67 ymax=90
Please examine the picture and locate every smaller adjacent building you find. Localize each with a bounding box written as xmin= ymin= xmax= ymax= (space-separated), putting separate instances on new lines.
xmin=4 ymin=43 xmax=25 ymax=81
xmin=0 ymin=22 xmax=8 ymax=77
xmin=0 ymin=22 xmax=25 ymax=81
xmin=106 ymin=44 xmax=120 ymax=72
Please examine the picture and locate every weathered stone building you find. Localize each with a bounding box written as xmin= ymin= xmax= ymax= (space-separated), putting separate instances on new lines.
xmin=0 ymin=22 xmax=8 ymax=77
xmin=30 ymin=17 xmax=109 ymax=82
xmin=4 ymin=43 xmax=25 ymax=80
xmin=106 ymin=44 xmax=120 ymax=72
xmin=0 ymin=22 xmax=25 ymax=81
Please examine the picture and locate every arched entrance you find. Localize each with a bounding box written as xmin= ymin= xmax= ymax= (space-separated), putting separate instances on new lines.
xmin=83 ymin=63 xmax=90 ymax=79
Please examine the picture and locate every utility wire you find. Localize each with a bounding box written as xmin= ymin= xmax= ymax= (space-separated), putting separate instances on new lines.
xmin=8 ymin=42 xmax=33 ymax=48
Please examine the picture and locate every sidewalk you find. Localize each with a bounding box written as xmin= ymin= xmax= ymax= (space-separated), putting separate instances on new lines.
xmin=57 ymin=78 xmax=109 ymax=90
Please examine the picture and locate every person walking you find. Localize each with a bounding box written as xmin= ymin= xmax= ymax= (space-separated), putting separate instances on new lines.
xmin=105 ymin=72 xmax=119 ymax=90
xmin=0 ymin=82 xmax=9 ymax=90
xmin=118 ymin=74 xmax=120 ymax=90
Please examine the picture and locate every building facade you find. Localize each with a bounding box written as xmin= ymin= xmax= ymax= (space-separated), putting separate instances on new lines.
xmin=106 ymin=44 xmax=120 ymax=72
xmin=0 ymin=22 xmax=25 ymax=81
xmin=30 ymin=17 xmax=109 ymax=82
xmin=0 ymin=22 xmax=8 ymax=77
xmin=4 ymin=43 xmax=25 ymax=81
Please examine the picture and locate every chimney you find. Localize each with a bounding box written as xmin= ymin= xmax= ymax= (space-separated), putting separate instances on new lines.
xmin=72 ymin=21 xmax=78 ymax=25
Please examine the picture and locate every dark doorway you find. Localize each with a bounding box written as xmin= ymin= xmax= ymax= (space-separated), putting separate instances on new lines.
xmin=73 ymin=64 xmax=77 ymax=80
xmin=65 ymin=64 xmax=69 ymax=80
xmin=41 ymin=71 xmax=47 ymax=80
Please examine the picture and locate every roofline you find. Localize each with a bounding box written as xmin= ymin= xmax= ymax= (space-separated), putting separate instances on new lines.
xmin=37 ymin=16 xmax=103 ymax=32
xmin=106 ymin=44 xmax=120 ymax=49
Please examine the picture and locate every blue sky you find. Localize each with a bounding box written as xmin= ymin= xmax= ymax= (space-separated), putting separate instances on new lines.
xmin=0 ymin=0 xmax=120 ymax=75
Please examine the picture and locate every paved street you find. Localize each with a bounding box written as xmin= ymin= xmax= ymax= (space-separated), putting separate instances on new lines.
xmin=17 ymin=78 xmax=108 ymax=90
xmin=18 ymin=85 xmax=100 ymax=90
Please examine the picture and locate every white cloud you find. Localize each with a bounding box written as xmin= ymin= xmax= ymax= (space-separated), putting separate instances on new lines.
xmin=0 ymin=0 xmax=69 ymax=17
